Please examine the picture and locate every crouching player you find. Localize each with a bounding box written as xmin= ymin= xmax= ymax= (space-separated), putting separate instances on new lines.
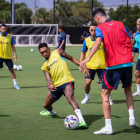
xmin=38 ymin=43 xmax=89 ymax=128
xmin=80 ymin=23 xmax=113 ymax=105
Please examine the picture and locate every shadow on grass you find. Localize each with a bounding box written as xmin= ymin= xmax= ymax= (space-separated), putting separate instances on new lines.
xmin=52 ymin=115 xmax=65 ymax=119
xmin=113 ymin=99 xmax=140 ymax=104
xmin=0 ymin=115 xmax=10 ymax=117
xmin=83 ymin=114 xmax=104 ymax=128
xmin=113 ymin=128 xmax=140 ymax=135
xmin=0 ymin=76 xmax=11 ymax=78
xmin=18 ymin=86 xmax=47 ymax=89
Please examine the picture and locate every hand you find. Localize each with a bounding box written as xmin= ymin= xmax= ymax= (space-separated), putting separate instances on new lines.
xmin=48 ymin=85 xmax=57 ymax=91
xmin=84 ymin=66 xmax=90 ymax=77
xmin=80 ymin=58 xmax=90 ymax=67
xmin=13 ymin=55 xmax=17 ymax=62
xmin=79 ymin=66 xmax=83 ymax=73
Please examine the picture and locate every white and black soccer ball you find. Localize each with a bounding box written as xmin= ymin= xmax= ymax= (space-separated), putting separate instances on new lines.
xmin=64 ymin=115 xmax=79 ymax=130
xmin=31 ymin=49 xmax=34 ymax=52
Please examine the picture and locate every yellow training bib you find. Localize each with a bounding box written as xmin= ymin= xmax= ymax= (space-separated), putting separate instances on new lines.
xmin=0 ymin=34 xmax=12 ymax=59
xmin=41 ymin=50 xmax=75 ymax=87
xmin=85 ymin=36 xmax=106 ymax=69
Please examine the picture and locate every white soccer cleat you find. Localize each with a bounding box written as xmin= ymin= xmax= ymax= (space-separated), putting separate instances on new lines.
xmin=132 ymin=92 xmax=140 ymax=96
xmin=129 ymin=120 xmax=140 ymax=129
xmin=109 ymin=100 xmax=113 ymax=105
xmin=94 ymin=127 xmax=113 ymax=135
xmin=81 ymin=97 xmax=90 ymax=104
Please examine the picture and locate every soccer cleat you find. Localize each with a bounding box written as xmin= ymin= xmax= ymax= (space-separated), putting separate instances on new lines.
xmin=14 ymin=84 xmax=20 ymax=89
xmin=97 ymin=80 xmax=103 ymax=84
xmin=81 ymin=97 xmax=90 ymax=104
xmin=129 ymin=120 xmax=140 ymax=129
xmin=94 ymin=127 xmax=113 ymax=135
xmin=40 ymin=110 xmax=56 ymax=116
xmin=132 ymin=92 xmax=140 ymax=96
xmin=78 ymin=121 xmax=87 ymax=129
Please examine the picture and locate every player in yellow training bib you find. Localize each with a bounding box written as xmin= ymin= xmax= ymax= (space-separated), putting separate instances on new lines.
xmin=79 ymin=23 xmax=113 ymax=105
xmin=39 ymin=43 xmax=90 ymax=128
xmin=0 ymin=24 xmax=20 ymax=89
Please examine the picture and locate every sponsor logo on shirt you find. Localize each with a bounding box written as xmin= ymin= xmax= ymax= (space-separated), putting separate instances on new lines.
xmin=46 ymin=60 xmax=57 ymax=71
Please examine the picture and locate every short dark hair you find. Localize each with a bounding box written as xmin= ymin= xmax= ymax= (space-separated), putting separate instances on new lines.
xmin=58 ymin=26 xmax=64 ymax=30
xmin=93 ymin=8 xmax=106 ymax=18
xmin=90 ymin=23 xmax=97 ymax=27
xmin=38 ymin=43 xmax=48 ymax=50
xmin=0 ymin=23 xmax=6 ymax=28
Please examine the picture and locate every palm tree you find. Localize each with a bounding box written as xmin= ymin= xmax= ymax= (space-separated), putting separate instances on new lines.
xmin=55 ymin=0 xmax=72 ymax=26
xmin=16 ymin=6 xmax=32 ymax=24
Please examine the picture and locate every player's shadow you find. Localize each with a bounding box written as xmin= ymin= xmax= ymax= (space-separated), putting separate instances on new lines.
xmin=113 ymin=128 xmax=140 ymax=135
xmin=51 ymin=115 xmax=65 ymax=119
xmin=21 ymin=86 xmax=47 ymax=89
xmin=83 ymin=114 xmax=104 ymax=127
xmin=0 ymin=76 xmax=11 ymax=78
xmin=113 ymin=99 xmax=140 ymax=104
xmin=87 ymin=101 xmax=102 ymax=104
xmin=0 ymin=115 xmax=10 ymax=117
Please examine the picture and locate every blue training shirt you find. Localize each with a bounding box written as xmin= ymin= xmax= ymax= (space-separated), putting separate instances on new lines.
xmin=133 ymin=31 xmax=140 ymax=55
xmin=58 ymin=32 xmax=66 ymax=50
xmin=95 ymin=20 xmax=133 ymax=70
xmin=0 ymin=32 xmax=15 ymax=45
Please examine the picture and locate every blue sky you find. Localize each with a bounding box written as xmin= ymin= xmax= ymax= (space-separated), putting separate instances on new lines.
xmin=6 ymin=0 xmax=140 ymax=10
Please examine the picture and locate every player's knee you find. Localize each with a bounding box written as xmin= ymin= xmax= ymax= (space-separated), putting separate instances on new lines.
xmin=85 ymin=80 xmax=92 ymax=85
xmin=135 ymin=71 xmax=140 ymax=78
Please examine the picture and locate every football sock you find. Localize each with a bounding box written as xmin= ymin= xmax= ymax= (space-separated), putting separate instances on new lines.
xmin=75 ymin=109 xmax=85 ymax=123
xmin=128 ymin=109 xmax=135 ymax=121
xmin=105 ymin=119 xmax=112 ymax=129
xmin=109 ymin=95 xmax=111 ymax=101
xmin=85 ymin=93 xmax=89 ymax=99
xmin=13 ymin=79 xmax=17 ymax=85
xmin=49 ymin=109 xmax=55 ymax=115
xmin=136 ymin=84 xmax=140 ymax=92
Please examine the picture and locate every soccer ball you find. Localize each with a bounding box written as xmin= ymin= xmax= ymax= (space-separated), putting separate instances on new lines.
xmin=13 ymin=65 xmax=17 ymax=70
xmin=64 ymin=115 xmax=79 ymax=130
xmin=18 ymin=65 xmax=23 ymax=70
xmin=31 ymin=49 xmax=34 ymax=52
xmin=17 ymin=65 xmax=22 ymax=71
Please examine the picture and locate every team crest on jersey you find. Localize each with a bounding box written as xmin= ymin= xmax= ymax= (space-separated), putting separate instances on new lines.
xmin=47 ymin=66 xmax=50 ymax=71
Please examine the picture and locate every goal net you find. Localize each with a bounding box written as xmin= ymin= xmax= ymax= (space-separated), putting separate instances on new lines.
xmin=6 ymin=24 xmax=72 ymax=47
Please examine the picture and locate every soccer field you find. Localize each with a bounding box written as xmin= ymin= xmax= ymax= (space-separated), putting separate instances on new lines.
xmin=0 ymin=46 xmax=140 ymax=140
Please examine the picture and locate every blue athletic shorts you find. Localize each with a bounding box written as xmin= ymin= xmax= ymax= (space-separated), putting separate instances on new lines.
xmin=85 ymin=68 xmax=105 ymax=80
xmin=133 ymin=47 xmax=139 ymax=53
xmin=50 ymin=81 xmax=74 ymax=99
xmin=136 ymin=59 xmax=140 ymax=70
xmin=0 ymin=58 xmax=13 ymax=68
xmin=102 ymin=67 xmax=132 ymax=90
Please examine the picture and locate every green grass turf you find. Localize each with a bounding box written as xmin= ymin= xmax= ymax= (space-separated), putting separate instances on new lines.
xmin=0 ymin=46 xmax=140 ymax=140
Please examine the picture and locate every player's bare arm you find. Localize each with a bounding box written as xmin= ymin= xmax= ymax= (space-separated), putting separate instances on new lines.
xmin=132 ymin=33 xmax=136 ymax=58
xmin=59 ymin=40 xmax=65 ymax=49
xmin=80 ymin=37 xmax=101 ymax=66
xmin=57 ymin=49 xmax=90 ymax=76
xmin=79 ymin=52 xmax=86 ymax=71
xmin=43 ymin=71 xmax=57 ymax=91
xmin=11 ymin=44 xmax=17 ymax=62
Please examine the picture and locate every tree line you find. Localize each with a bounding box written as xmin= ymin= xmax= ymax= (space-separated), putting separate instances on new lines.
xmin=0 ymin=0 xmax=140 ymax=29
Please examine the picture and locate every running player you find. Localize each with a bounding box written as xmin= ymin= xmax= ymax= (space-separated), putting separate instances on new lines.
xmin=39 ymin=43 xmax=89 ymax=128
xmin=132 ymin=19 xmax=140 ymax=96
xmin=80 ymin=23 xmax=113 ymax=105
xmin=56 ymin=26 xmax=66 ymax=50
xmin=80 ymin=8 xmax=139 ymax=135
xmin=0 ymin=23 xmax=20 ymax=89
